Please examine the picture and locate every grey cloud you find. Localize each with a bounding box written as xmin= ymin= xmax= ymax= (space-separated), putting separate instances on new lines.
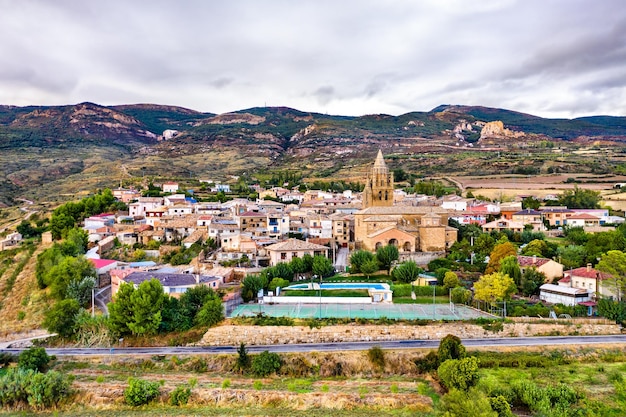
xmin=312 ymin=86 xmax=335 ymax=105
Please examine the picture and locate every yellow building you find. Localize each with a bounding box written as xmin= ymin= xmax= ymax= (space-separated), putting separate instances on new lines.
xmin=354 ymin=151 xmax=457 ymax=252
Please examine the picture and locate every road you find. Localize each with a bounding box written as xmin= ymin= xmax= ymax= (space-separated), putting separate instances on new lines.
xmin=2 ymin=335 xmax=625 ymax=356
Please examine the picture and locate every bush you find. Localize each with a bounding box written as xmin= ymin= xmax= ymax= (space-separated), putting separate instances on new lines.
xmin=451 ymin=286 xmax=472 ymax=304
xmin=0 ymin=352 xmax=16 ymax=367
xmin=437 ymin=357 xmax=480 ymax=391
xmin=234 ymin=343 xmax=251 ymax=373
xmin=18 ymin=347 xmax=51 ymax=373
xmin=26 ymin=371 xmax=75 ymax=409
xmin=252 ymin=351 xmax=282 ymax=377
xmin=124 ymin=377 xmax=160 ymax=406
xmin=414 ymin=351 xmax=439 ymax=373
xmin=437 ymin=387 xmax=497 ymax=417
xmin=489 ymin=395 xmax=514 ymax=417
xmin=438 ymin=334 xmax=466 ymax=363
xmin=367 ymin=346 xmax=385 ymax=370
xmin=169 ymin=384 xmax=191 ymax=406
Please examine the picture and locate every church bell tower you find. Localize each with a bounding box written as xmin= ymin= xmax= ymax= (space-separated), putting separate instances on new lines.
xmin=363 ymin=150 xmax=394 ymax=208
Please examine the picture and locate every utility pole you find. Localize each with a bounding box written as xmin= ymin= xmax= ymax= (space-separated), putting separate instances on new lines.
xmin=91 ymin=287 xmax=95 ymax=317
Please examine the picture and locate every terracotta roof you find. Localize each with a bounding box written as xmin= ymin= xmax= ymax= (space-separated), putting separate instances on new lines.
xmin=566 ymin=266 xmax=612 ymax=280
xmin=265 ymin=238 xmax=329 ymax=251
xmin=517 ymin=255 xmax=551 ymax=267
xmin=568 ymin=213 xmax=600 ymax=220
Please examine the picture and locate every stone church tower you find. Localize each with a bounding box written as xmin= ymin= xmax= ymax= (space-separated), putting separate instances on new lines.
xmin=362 ymin=150 xmax=394 ymax=208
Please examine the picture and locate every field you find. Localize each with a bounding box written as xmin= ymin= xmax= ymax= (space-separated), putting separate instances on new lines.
xmin=4 ymin=345 xmax=626 ymax=416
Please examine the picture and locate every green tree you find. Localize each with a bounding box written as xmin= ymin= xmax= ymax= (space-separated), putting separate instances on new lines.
xmin=443 ymin=271 xmax=460 ymax=290
xmin=289 ymin=257 xmax=306 ymax=274
xmin=235 ymin=343 xmax=251 ymax=373
xmin=586 ymin=231 xmax=626 ymax=264
xmin=521 ymin=267 xmax=547 ymax=297
xmin=376 ymin=244 xmax=399 ymax=274
xmin=312 ymin=255 xmax=334 ymax=278
xmin=169 ymin=384 xmax=191 ymax=406
xmin=195 ymin=292 xmax=224 ymax=327
xmin=252 ymin=351 xmax=282 ymax=376
xmin=66 ymin=275 xmax=96 ymax=308
xmin=241 ymin=274 xmax=268 ymax=302
xmin=597 ymin=298 xmax=626 ymax=323
xmin=521 ymin=239 xmax=549 ymax=257
xmin=128 ymin=279 xmax=166 ymax=336
xmin=438 ymin=334 xmax=466 ymax=363
xmin=26 ymin=370 xmax=75 ymax=409
xmin=499 ymin=255 xmax=522 ymax=287
xmin=107 ymin=282 xmax=136 ymax=337
xmin=349 ymin=250 xmax=375 ymax=273
xmin=18 ymin=347 xmax=51 ymax=373
xmin=360 ymin=258 xmax=380 ymax=278
xmin=596 ymin=250 xmax=626 ymax=301
xmin=48 ymin=212 xmax=76 ymax=240
xmin=451 ymin=286 xmax=472 ymax=304
xmin=392 ymin=260 xmax=422 ymax=283
xmin=65 ymin=228 xmax=88 ymax=254
xmin=268 ymin=278 xmax=290 ymax=292
xmin=437 ymin=357 xmax=480 ymax=391
xmin=45 ymin=256 xmax=96 ymax=300
xmin=42 ymin=299 xmax=81 ymax=339
xmin=521 ymin=196 xmax=541 ymax=210
xmin=564 ymin=226 xmax=588 ymax=245
xmin=558 ymin=186 xmax=601 ymax=209
xmin=557 ymin=245 xmax=587 ymax=269
xmin=268 ymin=262 xmax=294 ymax=281
xmin=474 ymin=272 xmax=517 ymax=305
xmin=485 ymin=242 xmax=517 ymax=274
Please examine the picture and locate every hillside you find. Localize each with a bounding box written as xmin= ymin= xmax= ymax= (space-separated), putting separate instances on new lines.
xmin=1 ymin=102 xmax=626 ymax=207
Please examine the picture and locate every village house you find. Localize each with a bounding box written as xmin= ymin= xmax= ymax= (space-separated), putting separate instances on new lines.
xmin=511 ymin=209 xmax=545 ymax=231
xmin=330 ymin=213 xmax=354 ymax=248
xmin=540 ymin=207 xmax=573 ymax=227
xmin=265 ymin=238 xmax=329 ymax=266
xmin=481 ymin=218 xmax=524 ymax=233
xmin=517 ymin=255 xmax=564 ymax=282
xmin=0 ymin=232 xmax=22 ymax=251
xmin=128 ymin=197 xmax=164 ymax=218
xmin=499 ymin=202 xmax=523 ymax=220
xmin=562 ymin=264 xmax=615 ymax=299
xmin=162 ymin=182 xmax=179 ymax=194
xmin=111 ymin=270 xmax=222 ymax=298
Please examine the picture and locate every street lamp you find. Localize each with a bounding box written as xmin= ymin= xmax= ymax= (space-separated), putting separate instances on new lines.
xmin=433 ymin=284 xmax=436 ymax=320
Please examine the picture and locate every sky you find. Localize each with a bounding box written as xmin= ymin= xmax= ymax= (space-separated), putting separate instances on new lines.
xmin=1 ymin=0 xmax=625 ymax=118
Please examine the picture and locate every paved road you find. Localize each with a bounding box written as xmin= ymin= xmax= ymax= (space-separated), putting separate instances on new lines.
xmin=2 ymin=335 xmax=625 ymax=356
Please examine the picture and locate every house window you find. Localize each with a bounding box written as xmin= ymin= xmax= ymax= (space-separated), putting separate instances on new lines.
xmin=292 ymin=252 xmax=298 ymax=258
xmin=281 ymin=252 xmax=287 ymax=260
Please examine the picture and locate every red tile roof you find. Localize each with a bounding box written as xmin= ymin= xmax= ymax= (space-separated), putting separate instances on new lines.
xmin=517 ymin=255 xmax=551 ymax=267
xmin=566 ymin=266 xmax=612 ymax=280
xmin=90 ymin=259 xmax=118 ymax=269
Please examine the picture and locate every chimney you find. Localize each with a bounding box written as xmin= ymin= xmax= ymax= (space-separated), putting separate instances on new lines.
xmin=532 ymin=255 xmax=537 ymax=265
xmin=194 ymin=274 xmax=200 ymax=284
xmin=587 ymin=263 xmax=592 ymax=272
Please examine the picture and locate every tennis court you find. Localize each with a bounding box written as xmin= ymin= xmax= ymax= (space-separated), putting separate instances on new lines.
xmin=229 ymin=302 xmax=496 ymax=320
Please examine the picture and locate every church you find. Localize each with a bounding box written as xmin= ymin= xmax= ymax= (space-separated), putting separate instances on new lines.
xmin=354 ymin=150 xmax=457 ymax=254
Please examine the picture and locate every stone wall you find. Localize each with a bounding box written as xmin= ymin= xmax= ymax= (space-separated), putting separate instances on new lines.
xmin=198 ymin=320 xmax=622 ymax=346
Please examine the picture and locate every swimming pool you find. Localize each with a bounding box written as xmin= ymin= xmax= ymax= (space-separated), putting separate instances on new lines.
xmin=285 ymin=282 xmax=390 ymax=291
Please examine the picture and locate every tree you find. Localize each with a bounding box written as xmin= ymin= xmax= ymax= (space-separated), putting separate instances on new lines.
xmin=451 ymin=286 xmax=472 ymax=304
xmin=16 ymin=220 xmax=38 ymax=239
xmin=376 ymin=244 xmax=399 ymax=274
xmin=195 ymin=292 xmax=224 ymax=327
xmin=443 ymin=271 xmax=460 ymax=290
xmin=499 ymin=256 xmax=521 ymax=287
xmin=522 ymin=196 xmax=541 ymax=210
xmin=586 ymin=231 xmax=626 ymax=263
xmin=558 ymin=186 xmax=601 ymax=209
xmin=360 ymin=258 xmax=380 ymax=278
xmin=241 ymin=274 xmax=268 ymax=302
xmin=18 ymin=347 xmax=51 ymax=373
xmin=437 ymin=334 xmax=466 ymax=363
xmin=268 ymin=278 xmax=290 ymax=292
xmin=349 ymin=250 xmax=375 ymax=273
xmin=557 ymin=245 xmax=587 ymax=269
xmin=268 ymin=262 xmax=294 ymax=281
xmin=437 ymin=357 xmax=480 ymax=391
xmin=65 ymin=228 xmax=88 ymax=254
xmin=252 ymin=351 xmax=282 ymax=376
xmin=235 ymin=343 xmax=251 ymax=373
xmin=521 ymin=267 xmax=547 ymax=297
xmin=43 ymin=299 xmax=81 ymax=339
xmin=45 ymin=256 xmax=97 ymax=300
xmin=521 ymin=239 xmax=549 ymax=257
xmin=312 ymin=255 xmax=334 ymax=278
xmin=597 ymin=298 xmax=626 ymax=323
xmin=596 ymin=250 xmax=626 ymax=301
xmin=485 ymin=242 xmax=517 ymax=274
xmin=392 ymin=260 xmax=422 ymax=283
xmin=48 ymin=212 xmax=76 ymax=240
xmin=289 ymin=257 xmax=306 ymax=274
xmin=107 ymin=282 xmax=136 ymax=337
xmin=474 ymin=272 xmax=517 ymax=305
xmin=66 ymin=276 xmax=96 ymax=308
xmin=128 ymin=279 xmax=166 ymax=336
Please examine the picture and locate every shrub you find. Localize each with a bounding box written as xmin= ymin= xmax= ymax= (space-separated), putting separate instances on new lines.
xmin=18 ymin=347 xmax=51 ymax=373
xmin=451 ymin=286 xmax=472 ymax=304
xmin=253 ymin=380 xmax=263 ymax=390
xmin=124 ymin=377 xmax=160 ymax=406
xmin=367 ymin=346 xmax=385 ymax=370
xmin=0 ymin=352 xmax=16 ymax=367
xmin=26 ymin=371 xmax=75 ymax=409
xmin=438 ymin=388 xmax=497 ymax=417
xmin=437 ymin=357 xmax=480 ymax=392
xmin=221 ymin=379 xmax=231 ymax=389
xmin=169 ymin=384 xmax=191 ymax=406
xmin=252 ymin=351 xmax=282 ymax=376
xmin=438 ymin=334 xmax=466 ymax=362
xmin=414 ymin=351 xmax=439 ymax=373
xmin=489 ymin=395 xmax=514 ymax=417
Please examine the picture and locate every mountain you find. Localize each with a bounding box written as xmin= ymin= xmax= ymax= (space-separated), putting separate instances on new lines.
xmin=1 ymin=102 xmax=625 ymax=207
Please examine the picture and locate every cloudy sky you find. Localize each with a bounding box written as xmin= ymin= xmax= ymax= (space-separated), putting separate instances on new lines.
xmin=1 ymin=0 xmax=625 ymax=118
